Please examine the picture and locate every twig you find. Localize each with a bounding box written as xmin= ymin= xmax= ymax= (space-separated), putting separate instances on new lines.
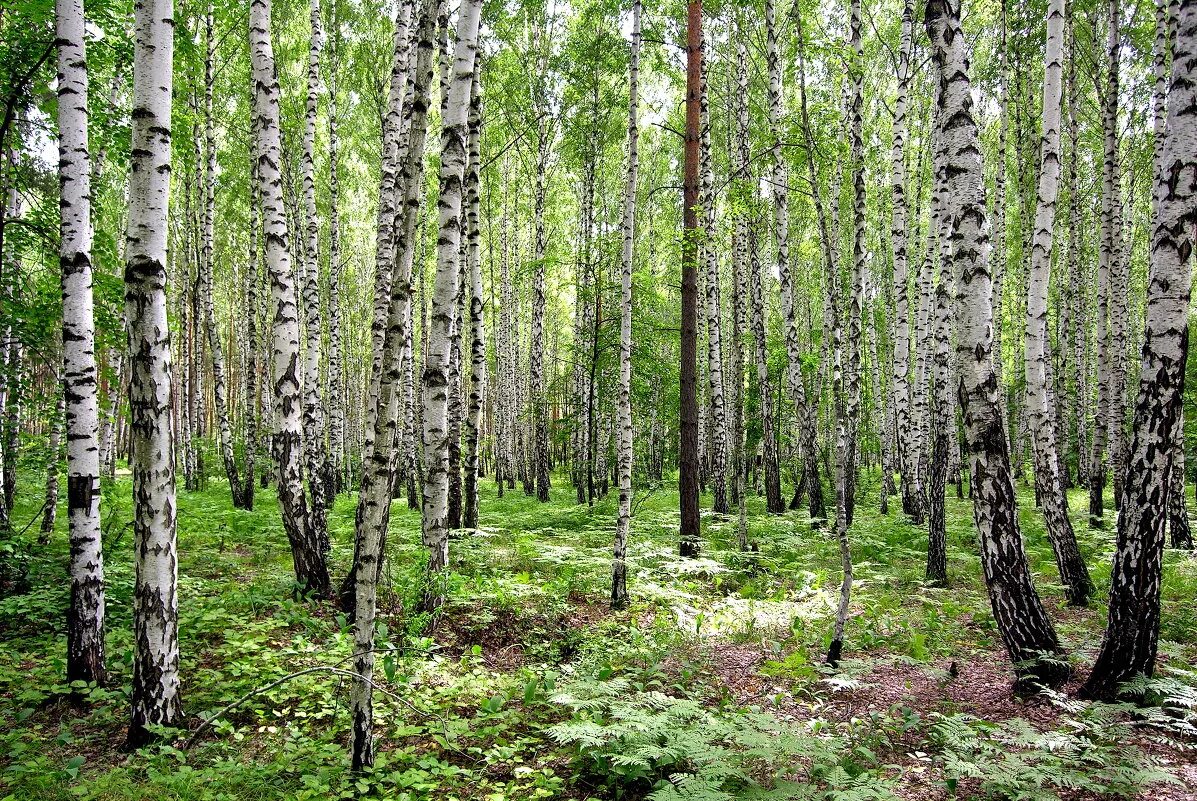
xmin=183 ymin=666 xmax=443 ymax=750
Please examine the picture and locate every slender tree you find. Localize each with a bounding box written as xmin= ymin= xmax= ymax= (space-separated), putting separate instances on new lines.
xmin=926 ymin=0 xmax=1069 ymax=691
xmin=420 ymin=0 xmax=482 ymax=597
xmin=462 ymin=73 xmax=484 ymax=530
xmin=125 ymin=0 xmax=181 ymax=747
xmin=679 ymin=0 xmax=702 ymax=554
xmin=56 ymin=0 xmax=105 ymax=686
xmin=251 ymin=0 xmax=331 ymax=598
xmin=1082 ymin=0 xmax=1196 ymax=700
xmin=1024 ymin=0 xmax=1092 ymax=605
xmin=613 ymin=0 xmax=640 ymax=610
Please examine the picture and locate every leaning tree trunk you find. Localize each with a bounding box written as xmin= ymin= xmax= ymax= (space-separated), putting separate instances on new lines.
xmin=926 ymin=0 xmax=1070 ymax=692
xmin=347 ymin=0 xmax=436 ymax=769
xmin=1081 ymin=0 xmax=1197 ymax=700
xmin=124 ymin=0 xmax=181 ymax=748
xmin=338 ymin=3 xmax=421 ymax=609
xmin=56 ymin=0 xmax=106 ymax=687
xmin=1024 ymin=0 xmax=1092 ymax=606
xmin=363 ymin=0 xmax=414 ymax=457
xmin=251 ymin=0 xmax=331 ymax=599
xmin=420 ymin=0 xmax=482 ymax=603
xmin=613 ymin=0 xmax=640 ymax=609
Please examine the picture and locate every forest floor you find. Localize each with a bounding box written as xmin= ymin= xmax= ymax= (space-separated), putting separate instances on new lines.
xmin=1 ymin=466 xmax=1197 ymax=800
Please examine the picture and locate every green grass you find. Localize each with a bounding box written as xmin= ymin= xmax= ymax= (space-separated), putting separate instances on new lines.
xmin=0 ymin=464 xmax=1194 ymax=800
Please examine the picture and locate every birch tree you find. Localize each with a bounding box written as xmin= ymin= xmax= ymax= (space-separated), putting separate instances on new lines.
xmin=1082 ymin=0 xmax=1197 ymax=701
xmin=420 ymin=0 xmax=482 ymax=597
xmin=56 ymin=0 xmax=105 ymax=687
xmin=125 ymin=0 xmax=181 ymax=747
xmin=251 ymin=0 xmax=331 ymax=598
xmin=926 ymin=0 xmax=1070 ymax=691
xmin=613 ymin=0 xmax=640 ymax=609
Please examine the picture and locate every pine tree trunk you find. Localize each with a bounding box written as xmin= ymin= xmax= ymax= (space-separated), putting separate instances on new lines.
xmin=56 ymin=0 xmax=106 ymax=686
xmin=926 ymin=0 xmax=1069 ymax=691
xmin=679 ymin=0 xmax=703 ymax=553
xmin=251 ymin=0 xmax=331 ymax=599
xmin=1082 ymin=0 xmax=1196 ymax=698
xmin=125 ymin=0 xmax=181 ymax=747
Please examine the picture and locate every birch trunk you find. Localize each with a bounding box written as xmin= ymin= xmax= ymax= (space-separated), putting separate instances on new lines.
xmin=1090 ymin=0 xmax=1120 ymax=521
xmin=890 ymin=0 xmax=922 ymax=524
xmin=251 ymin=0 xmax=331 ymax=598
xmin=1024 ymin=0 xmax=1092 ymax=606
xmin=340 ymin=0 xmax=435 ymax=614
xmin=56 ymin=0 xmax=106 ymax=686
xmin=349 ymin=0 xmax=439 ymax=763
xmin=767 ymin=0 xmax=821 ymax=525
xmin=462 ymin=73 xmax=484 ymax=530
xmin=420 ymin=0 xmax=482 ymax=598
xmin=327 ymin=18 xmax=346 ymax=493
xmin=200 ymin=6 xmax=246 ymax=510
xmin=1082 ymin=0 xmax=1196 ymax=697
xmin=363 ymin=0 xmax=413 ymax=457
xmin=926 ymin=0 xmax=1069 ymax=691
xmin=613 ymin=0 xmax=639 ymax=609
xmin=125 ymin=0 xmax=181 ymax=747
xmin=301 ymin=0 xmax=331 ymax=550
xmin=699 ymin=41 xmax=727 ymax=516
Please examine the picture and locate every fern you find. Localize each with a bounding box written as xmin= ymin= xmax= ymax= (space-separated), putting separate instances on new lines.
xmin=548 ymin=673 xmax=898 ymax=800
xmin=930 ymin=710 xmax=1177 ymax=800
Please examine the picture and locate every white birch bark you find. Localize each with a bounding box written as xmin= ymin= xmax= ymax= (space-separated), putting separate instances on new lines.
xmin=251 ymin=0 xmax=330 ymax=597
xmin=300 ymin=0 xmax=331 ymax=548
xmin=926 ymin=0 xmax=1069 ymax=690
xmin=421 ymin=0 xmax=482 ymax=589
xmin=462 ymin=73 xmax=484 ymax=530
xmin=1024 ymin=0 xmax=1092 ymax=605
xmin=125 ymin=0 xmax=180 ymax=746
xmin=56 ymin=0 xmax=105 ymax=686
xmin=613 ymin=0 xmax=639 ymax=609
xmin=1083 ymin=0 xmax=1197 ymax=697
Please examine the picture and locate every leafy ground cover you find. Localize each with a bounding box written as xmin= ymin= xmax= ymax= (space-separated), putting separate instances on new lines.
xmin=1 ymin=470 xmax=1196 ymax=800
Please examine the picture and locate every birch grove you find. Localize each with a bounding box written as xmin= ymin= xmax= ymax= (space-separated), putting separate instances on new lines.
xmin=4 ymin=0 xmax=1197 ymax=782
